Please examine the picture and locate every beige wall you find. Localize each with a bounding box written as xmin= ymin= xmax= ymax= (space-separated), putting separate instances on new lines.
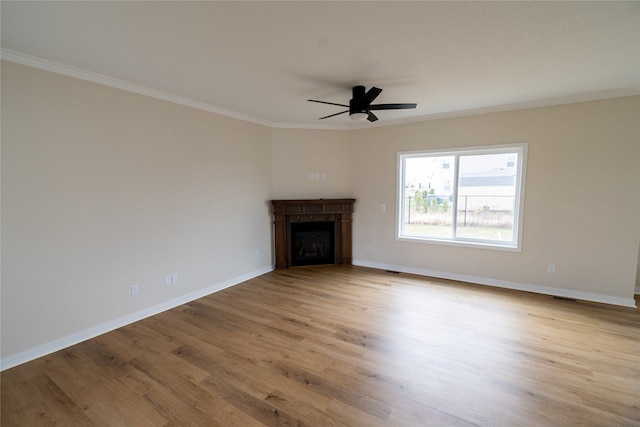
xmin=1 ymin=62 xmax=273 ymax=360
xmin=638 ymin=126 xmax=640 ymax=293
xmin=2 ymin=60 xmax=638 ymax=367
xmin=271 ymin=128 xmax=352 ymax=200
xmin=351 ymin=97 xmax=640 ymax=304
xmin=637 ymin=242 xmax=640 ymax=291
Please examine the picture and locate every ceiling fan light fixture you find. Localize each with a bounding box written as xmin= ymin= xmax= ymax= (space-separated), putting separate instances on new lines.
xmin=350 ymin=112 xmax=368 ymax=121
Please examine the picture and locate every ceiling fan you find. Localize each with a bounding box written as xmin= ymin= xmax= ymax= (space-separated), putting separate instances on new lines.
xmin=308 ymin=85 xmax=417 ymax=122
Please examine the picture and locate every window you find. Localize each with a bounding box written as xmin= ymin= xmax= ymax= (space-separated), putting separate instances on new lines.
xmin=397 ymin=143 xmax=527 ymax=250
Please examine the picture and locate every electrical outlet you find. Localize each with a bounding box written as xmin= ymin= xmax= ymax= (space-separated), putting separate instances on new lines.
xmin=380 ymin=204 xmax=386 ymax=213
xmin=131 ymin=283 xmax=139 ymax=296
xmin=172 ymin=273 xmax=179 ymax=284
xmin=165 ymin=275 xmax=172 ymax=286
xmin=547 ymin=264 xmax=556 ymax=274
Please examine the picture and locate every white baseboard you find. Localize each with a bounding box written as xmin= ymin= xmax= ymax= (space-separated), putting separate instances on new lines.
xmin=353 ymin=259 xmax=638 ymax=308
xmin=1 ymin=265 xmax=274 ymax=372
xmin=3 ymin=262 xmax=634 ymax=371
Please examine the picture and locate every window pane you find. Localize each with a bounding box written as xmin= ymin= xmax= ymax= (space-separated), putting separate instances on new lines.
xmin=398 ymin=144 xmax=526 ymax=250
xmin=456 ymin=153 xmax=518 ymax=242
xmin=402 ymin=155 xmax=455 ymax=239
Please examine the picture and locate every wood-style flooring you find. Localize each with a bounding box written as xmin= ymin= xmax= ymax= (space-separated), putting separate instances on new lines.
xmin=2 ymin=265 xmax=639 ymax=426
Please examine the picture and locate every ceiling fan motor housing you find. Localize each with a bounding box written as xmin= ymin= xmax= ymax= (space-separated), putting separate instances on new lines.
xmin=349 ymin=98 xmax=368 ymax=116
xmin=350 ymin=86 xmax=368 ymax=116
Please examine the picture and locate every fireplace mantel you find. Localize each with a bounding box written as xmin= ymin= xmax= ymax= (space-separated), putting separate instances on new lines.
xmin=271 ymin=199 xmax=355 ymax=269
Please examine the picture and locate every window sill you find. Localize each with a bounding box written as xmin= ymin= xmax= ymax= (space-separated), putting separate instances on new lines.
xmin=396 ymin=235 xmax=522 ymax=252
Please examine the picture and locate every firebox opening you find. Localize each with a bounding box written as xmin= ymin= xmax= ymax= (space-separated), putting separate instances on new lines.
xmin=291 ymin=222 xmax=335 ymax=266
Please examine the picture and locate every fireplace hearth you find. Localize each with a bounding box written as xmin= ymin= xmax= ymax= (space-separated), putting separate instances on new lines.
xmin=271 ymin=199 xmax=355 ymax=269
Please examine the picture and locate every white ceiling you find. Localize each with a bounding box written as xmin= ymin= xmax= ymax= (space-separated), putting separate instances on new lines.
xmin=2 ymin=1 xmax=639 ymax=129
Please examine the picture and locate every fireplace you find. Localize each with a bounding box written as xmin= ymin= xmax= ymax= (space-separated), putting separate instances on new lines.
xmin=291 ymin=221 xmax=335 ymax=266
xmin=271 ymin=199 xmax=355 ymax=269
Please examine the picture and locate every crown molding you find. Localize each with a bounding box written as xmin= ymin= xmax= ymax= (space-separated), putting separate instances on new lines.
xmin=1 ymin=49 xmax=273 ymax=127
xmin=273 ymin=87 xmax=640 ymax=131
xmin=3 ymin=48 xmax=638 ymax=131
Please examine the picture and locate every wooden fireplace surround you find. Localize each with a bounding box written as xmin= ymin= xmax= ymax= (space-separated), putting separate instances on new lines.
xmin=271 ymin=199 xmax=355 ymax=269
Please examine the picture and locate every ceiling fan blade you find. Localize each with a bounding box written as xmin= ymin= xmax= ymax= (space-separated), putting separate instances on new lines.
xmin=308 ymin=99 xmax=350 ymax=108
xmin=318 ymin=110 xmax=349 ymax=120
xmin=367 ymin=112 xmax=378 ymax=122
xmin=356 ymin=86 xmax=382 ymax=107
xmin=369 ymin=103 xmax=417 ymax=110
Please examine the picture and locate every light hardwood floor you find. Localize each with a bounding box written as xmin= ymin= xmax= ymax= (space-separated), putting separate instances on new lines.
xmin=2 ymin=265 xmax=639 ymax=426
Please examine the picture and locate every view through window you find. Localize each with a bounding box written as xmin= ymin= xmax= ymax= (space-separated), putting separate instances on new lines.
xmin=397 ymin=144 xmax=527 ymax=250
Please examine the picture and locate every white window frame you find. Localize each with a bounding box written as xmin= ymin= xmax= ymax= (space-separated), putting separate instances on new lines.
xmin=396 ymin=143 xmax=528 ymax=251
